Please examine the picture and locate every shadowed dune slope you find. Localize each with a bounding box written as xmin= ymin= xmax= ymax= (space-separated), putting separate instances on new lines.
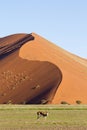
xmin=0 ymin=33 xmax=87 ymax=104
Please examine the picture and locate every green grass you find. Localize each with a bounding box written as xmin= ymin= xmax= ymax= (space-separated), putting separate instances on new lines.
xmin=0 ymin=104 xmax=87 ymax=129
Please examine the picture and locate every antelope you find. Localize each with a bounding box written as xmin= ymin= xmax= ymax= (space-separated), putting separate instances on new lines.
xmin=37 ymin=111 xmax=48 ymax=119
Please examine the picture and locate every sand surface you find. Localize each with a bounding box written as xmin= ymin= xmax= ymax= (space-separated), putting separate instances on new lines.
xmin=0 ymin=33 xmax=87 ymax=104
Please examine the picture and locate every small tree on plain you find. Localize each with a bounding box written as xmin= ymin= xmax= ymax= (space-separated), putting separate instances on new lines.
xmin=76 ymin=100 xmax=82 ymax=104
xmin=61 ymin=101 xmax=68 ymax=104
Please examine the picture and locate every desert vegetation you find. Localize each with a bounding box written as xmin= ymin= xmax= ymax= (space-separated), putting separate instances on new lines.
xmin=76 ymin=100 xmax=82 ymax=104
xmin=0 ymin=70 xmax=29 ymax=94
xmin=60 ymin=101 xmax=69 ymax=105
xmin=0 ymin=104 xmax=87 ymax=129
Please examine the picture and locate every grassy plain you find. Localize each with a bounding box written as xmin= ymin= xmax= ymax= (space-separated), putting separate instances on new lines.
xmin=0 ymin=104 xmax=87 ymax=130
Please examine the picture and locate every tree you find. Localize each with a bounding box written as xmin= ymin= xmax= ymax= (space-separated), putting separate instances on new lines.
xmin=76 ymin=100 xmax=82 ymax=104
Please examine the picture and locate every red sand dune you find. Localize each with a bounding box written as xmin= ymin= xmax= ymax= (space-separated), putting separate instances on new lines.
xmin=0 ymin=33 xmax=87 ymax=104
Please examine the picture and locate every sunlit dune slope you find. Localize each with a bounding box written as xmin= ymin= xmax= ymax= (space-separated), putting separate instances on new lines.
xmin=0 ymin=33 xmax=87 ymax=104
xmin=20 ymin=33 xmax=87 ymax=104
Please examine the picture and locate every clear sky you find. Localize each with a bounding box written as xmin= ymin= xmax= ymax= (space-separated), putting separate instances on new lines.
xmin=0 ymin=0 xmax=87 ymax=58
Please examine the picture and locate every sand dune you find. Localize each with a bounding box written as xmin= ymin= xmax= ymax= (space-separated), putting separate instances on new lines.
xmin=0 ymin=33 xmax=87 ymax=104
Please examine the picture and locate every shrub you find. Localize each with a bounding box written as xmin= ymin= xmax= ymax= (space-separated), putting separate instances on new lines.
xmin=1 ymin=93 xmax=6 ymax=96
xmin=32 ymin=85 xmax=40 ymax=89
xmin=61 ymin=101 xmax=68 ymax=104
xmin=7 ymin=100 xmax=12 ymax=104
xmin=23 ymin=101 xmax=26 ymax=104
xmin=76 ymin=100 xmax=82 ymax=104
xmin=41 ymin=99 xmax=48 ymax=104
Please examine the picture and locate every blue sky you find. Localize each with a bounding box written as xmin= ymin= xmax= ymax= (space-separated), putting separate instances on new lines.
xmin=0 ymin=0 xmax=87 ymax=58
